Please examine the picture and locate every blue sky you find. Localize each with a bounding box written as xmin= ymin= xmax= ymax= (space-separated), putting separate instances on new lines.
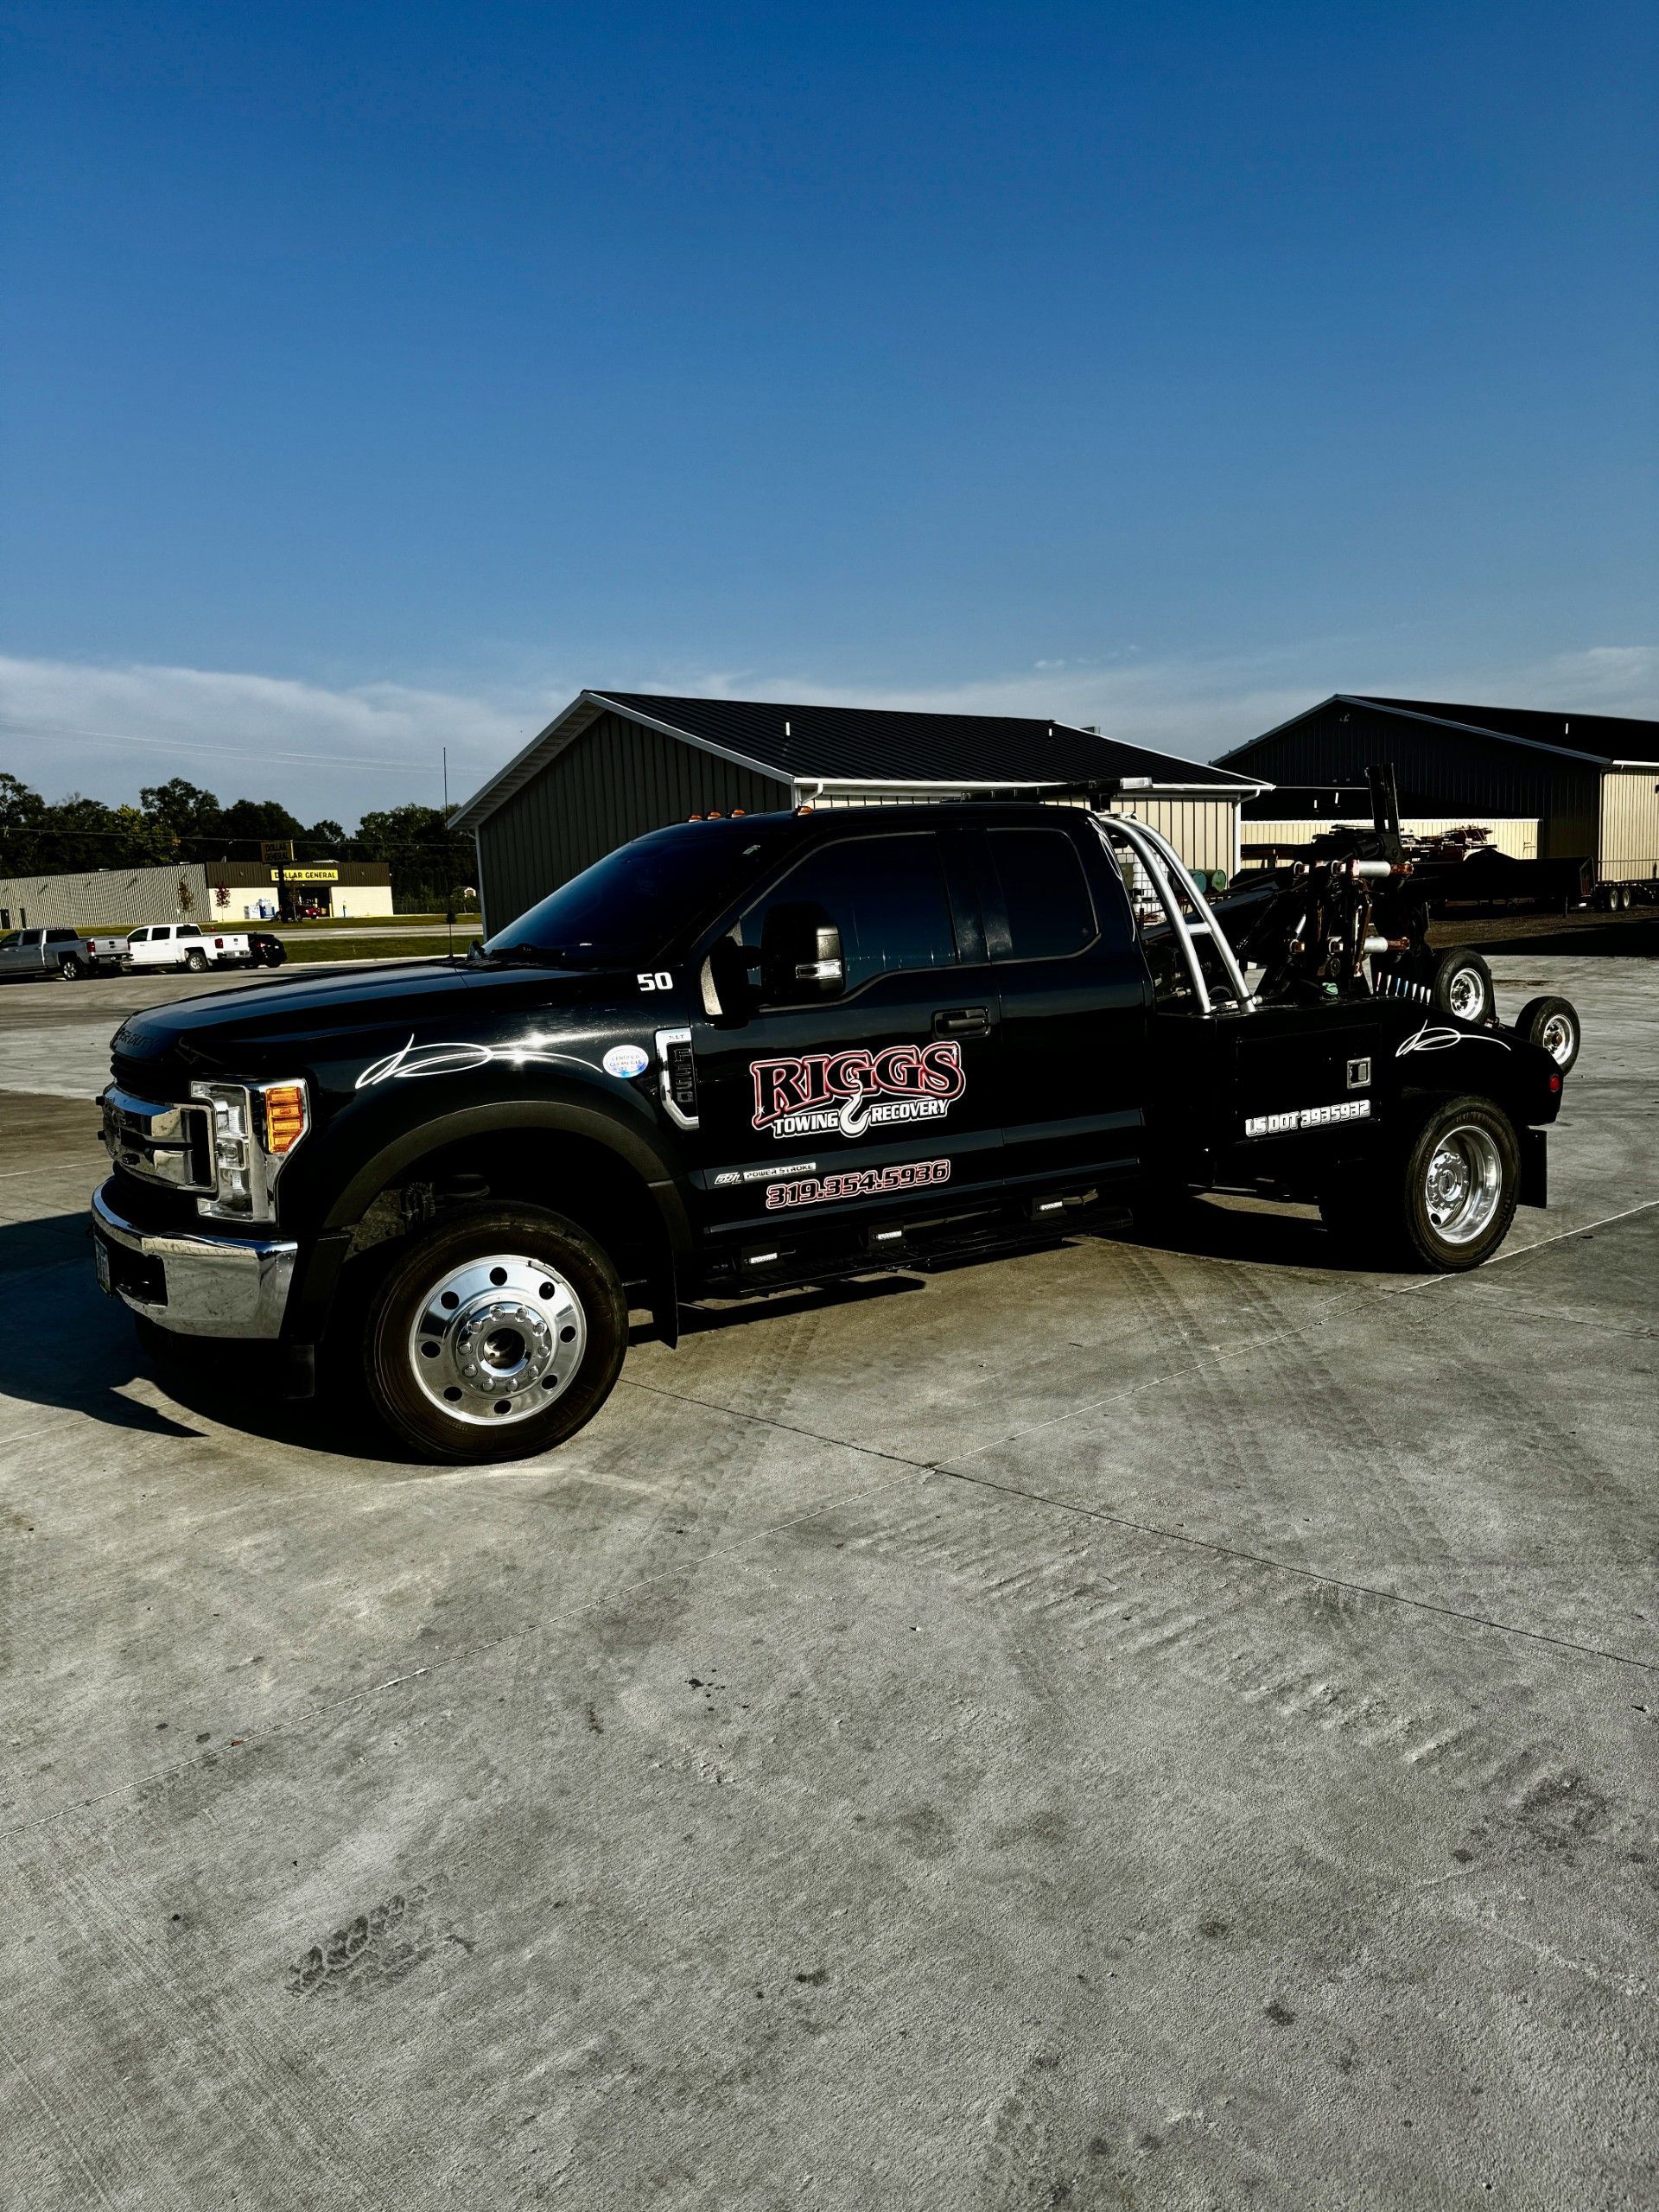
xmin=1 ymin=0 xmax=1654 ymax=817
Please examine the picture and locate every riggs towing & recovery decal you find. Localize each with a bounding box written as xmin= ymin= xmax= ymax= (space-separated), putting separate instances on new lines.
xmin=750 ymin=1041 xmax=963 ymax=1141
xmin=1244 ymin=1099 xmax=1371 ymax=1138
xmin=764 ymin=1158 xmax=952 ymax=1209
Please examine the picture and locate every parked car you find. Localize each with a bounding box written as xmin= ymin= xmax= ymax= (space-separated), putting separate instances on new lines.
xmin=0 ymin=925 xmax=95 ymax=982
xmin=247 ymin=931 xmax=289 ymax=969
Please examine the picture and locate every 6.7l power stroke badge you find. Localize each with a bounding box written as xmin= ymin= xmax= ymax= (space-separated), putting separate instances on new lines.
xmin=750 ymin=1041 xmax=964 ymax=1141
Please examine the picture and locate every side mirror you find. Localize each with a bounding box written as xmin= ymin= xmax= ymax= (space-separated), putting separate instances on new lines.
xmin=760 ymin=902 xmax=846 ymax=1004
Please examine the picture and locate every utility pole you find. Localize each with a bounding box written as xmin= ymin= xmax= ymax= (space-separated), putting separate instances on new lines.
xmin=443 ymin=747 xmax=454 ymax=958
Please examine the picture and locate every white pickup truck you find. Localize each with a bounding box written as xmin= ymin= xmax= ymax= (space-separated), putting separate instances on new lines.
xmin=120 ymin=923 xmax=254 ymax=973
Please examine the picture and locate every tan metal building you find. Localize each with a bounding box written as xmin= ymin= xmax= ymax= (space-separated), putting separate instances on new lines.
xmin=454 ymin=690 xmax=1265 ymax=934
xmin=0 ymin=855 xmax=393 ymax=932
xmin=1218 ymin=696 xmax=1659 ymax=885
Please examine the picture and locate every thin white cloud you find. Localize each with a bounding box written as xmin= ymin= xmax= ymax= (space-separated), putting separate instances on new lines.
xmin=3 ymin=643 xmax=1655 ymax=819
xmin=0 ymin=655 xmax=557 ymax=818
xmin=657 ymin=643 xmax=1659 ymax=754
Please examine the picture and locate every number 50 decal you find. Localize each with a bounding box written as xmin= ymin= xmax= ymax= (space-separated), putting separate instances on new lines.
xmin=637 ymin=970 xmax=673 ymax=992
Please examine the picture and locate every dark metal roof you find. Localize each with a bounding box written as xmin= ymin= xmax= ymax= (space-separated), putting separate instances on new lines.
xmin=1348 ymin=696 xmax=1659 ymax=765
xmin=594 ymin=691 xmax=1256 ymax=786
xmin=453 ymin=688 xmax=1262 ymax=831
xmin=1218 ymin=694 xmax=1659 ymax=771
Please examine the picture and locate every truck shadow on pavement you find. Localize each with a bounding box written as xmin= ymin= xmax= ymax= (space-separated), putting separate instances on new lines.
xmin=0 ymin=1211 xmax=391 ymax=1456
xmin=1110 ymin=1197 xmax=1358 ymax=1272
xmin=4 ymin=1201 xmax=1359 ymax=1459
xmin=2 ymin=1211 xmax=216 ymax=1440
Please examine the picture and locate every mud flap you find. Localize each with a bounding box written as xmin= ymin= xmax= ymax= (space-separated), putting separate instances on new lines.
xmin=1518 ymin=1127 xmax=1548 ymax=1210
xmin=651 ymin=1259 xmax=681 ymax=1349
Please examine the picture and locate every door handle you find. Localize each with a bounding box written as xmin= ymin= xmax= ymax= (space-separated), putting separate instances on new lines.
xmin=933 ymin=1006 xmax=990 ymax=1038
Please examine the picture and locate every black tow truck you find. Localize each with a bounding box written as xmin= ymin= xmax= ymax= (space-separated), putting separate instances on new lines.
xmin=92 ymin=795 xmax=1575 ymax=1463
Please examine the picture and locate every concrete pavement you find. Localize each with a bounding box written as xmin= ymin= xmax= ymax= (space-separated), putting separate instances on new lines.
xmin=1 ymin=956 xmax=1655 ymax=2208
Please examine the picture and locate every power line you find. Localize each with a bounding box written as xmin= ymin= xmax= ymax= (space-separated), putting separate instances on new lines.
xmin=0 ymin=718 xmax=449 ymax=775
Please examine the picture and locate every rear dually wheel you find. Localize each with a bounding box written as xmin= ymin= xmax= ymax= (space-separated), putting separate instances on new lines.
xmin=1321 ymin=1095 xmax=1520 ymax=1272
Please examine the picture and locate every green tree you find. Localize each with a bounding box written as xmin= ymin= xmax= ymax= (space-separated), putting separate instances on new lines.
xmin=0 ymin=772 xmax=48 ymax=833
xmin=216 ymin=798 xmax=307 ymax=851
xmin=108 ymin=804 xmax=176 ymax=867
xmin=356 ymin=802 xmax=472 ymax=912
xmin=139 ymin=778 xmax=222 ymax=847
xmin=0 ymin=772 xmax=49 ymax=873
xmin=37 ymin=794 xmax=129 ymax=873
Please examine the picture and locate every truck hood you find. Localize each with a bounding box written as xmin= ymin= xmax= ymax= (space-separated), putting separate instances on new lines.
xmin=111 ymin=957 xmax=631 ymax=1070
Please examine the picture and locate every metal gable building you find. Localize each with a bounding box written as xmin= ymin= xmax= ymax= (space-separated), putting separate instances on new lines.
xmin=1217 ymin=695 xmax=1659 ymax=883
xmin=453 ymin=690 xmax=1266 ymax=933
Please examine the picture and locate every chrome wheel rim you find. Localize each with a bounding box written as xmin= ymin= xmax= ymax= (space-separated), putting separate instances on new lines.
xmin=408 ymin=1252 xmax=587 ymax=1426
xmin=1446 ymin=966 xmax=1484 ymax=1020
xmin=1423 ymin=1126 xmax=1503 ymax=1245
xmin=1540 ymin=1013 xmax=1575 ymax=1065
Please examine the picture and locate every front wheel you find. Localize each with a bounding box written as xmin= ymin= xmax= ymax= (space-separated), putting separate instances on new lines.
xmin=359 ymin=1205 xmax=629 ymax=1462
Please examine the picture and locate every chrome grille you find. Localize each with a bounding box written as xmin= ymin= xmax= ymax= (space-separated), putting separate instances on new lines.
xmin=99 ymin=1087 xmax=216 ymax=1194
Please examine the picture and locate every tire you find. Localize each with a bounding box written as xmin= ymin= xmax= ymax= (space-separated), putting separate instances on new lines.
xmin=359 ymin=1204 xmax=628 ymax=1463
xmin=1427 ymin=946 xmax=1494 ymax=1024
xmin=56 ymin=955 xmax=83 ymax=981
xmin=185 ymin=949 xmax=209 ymax=972
xmin=1513 ymin=994 xmax=1580 ymax=1075
xmin=1389 ymin=1096 xmax=1519 ymax=1271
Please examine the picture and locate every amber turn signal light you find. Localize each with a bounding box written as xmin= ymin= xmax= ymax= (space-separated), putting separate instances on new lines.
xmin=263 ymin=1082 xmax=308 ymax=1154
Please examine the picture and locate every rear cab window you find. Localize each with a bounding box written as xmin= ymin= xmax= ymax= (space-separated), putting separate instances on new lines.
xmin=984 ymin=826 xmax=1099 ymax=960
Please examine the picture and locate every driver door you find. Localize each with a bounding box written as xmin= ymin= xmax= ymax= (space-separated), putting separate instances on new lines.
xmin=684 ymin=826 xmax=1005 ymax=1241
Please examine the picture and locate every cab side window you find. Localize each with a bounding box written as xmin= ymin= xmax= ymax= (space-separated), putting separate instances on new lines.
xmin=987 ymin=828 xmax=1097 ymax=960
xmin=739 ymin=832 xmax=959 ymax=997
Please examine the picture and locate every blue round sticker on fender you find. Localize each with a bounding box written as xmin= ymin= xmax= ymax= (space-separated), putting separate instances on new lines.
xmin=603 ymin=1044 xmax=651 ymax=1079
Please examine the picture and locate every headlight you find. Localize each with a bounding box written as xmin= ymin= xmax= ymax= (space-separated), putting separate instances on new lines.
xmin=190 ymin=1077 xmax=309 ymax=1222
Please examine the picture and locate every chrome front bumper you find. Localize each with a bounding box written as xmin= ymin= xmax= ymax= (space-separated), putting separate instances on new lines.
xmin=91 ymin=1180 xmax=297 ymax=1340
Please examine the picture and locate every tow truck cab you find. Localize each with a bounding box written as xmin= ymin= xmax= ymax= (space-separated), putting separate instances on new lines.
xmin=91 ymin=800 xmax=1568 ymax=1465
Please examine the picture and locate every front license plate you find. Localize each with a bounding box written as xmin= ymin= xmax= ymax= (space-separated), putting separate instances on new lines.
xmin=93 ymin=1234 xmax=111 ymax=1294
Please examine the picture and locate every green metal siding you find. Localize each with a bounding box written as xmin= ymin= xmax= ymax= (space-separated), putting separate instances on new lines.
xmin=478 ymin=711 xmax=791 ymax=934
xmin=1227 ymin=701 xmax=1601 ymax=861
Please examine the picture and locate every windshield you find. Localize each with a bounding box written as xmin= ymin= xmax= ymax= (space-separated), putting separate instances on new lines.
xmin=485 ymin=817 xmax=791 ymax=966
